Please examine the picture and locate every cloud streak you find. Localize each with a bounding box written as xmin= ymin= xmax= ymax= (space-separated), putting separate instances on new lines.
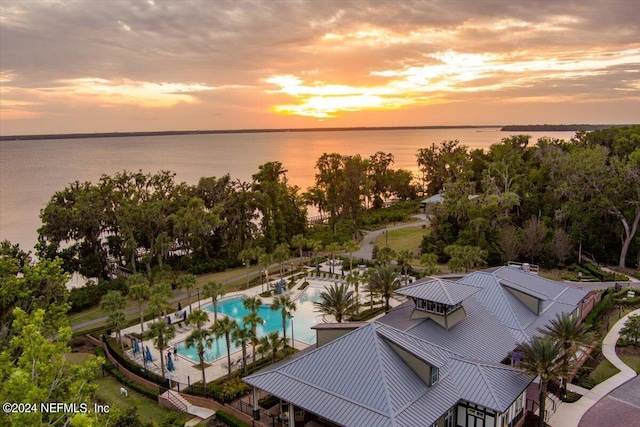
xmin=0 ymin=0 xmax=638 ymax=134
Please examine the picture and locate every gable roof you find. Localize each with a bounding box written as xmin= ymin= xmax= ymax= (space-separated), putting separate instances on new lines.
xmin=245 ymin=319 xmax=534 ymax=427
xmin=396 ymin=278 xmax=481 ymax=305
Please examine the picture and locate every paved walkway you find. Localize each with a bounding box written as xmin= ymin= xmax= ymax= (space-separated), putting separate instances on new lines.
xmin=548 ymin=308 xmax=640 ymax=427
xmin=350 ymin=215 xmax=429 ymax=260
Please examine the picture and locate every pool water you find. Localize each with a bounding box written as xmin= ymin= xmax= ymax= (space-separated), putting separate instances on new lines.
xmin=176 ymin=287 xmax=324 ymax=363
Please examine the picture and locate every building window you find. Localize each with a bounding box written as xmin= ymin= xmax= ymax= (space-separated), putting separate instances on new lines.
xmin=445 ymin=408 xmax=453 ymax=427
xmin=431 ymin=367 xmax=439 ymax=385
xmin=417 ymin=298 xmax=425 ymax=310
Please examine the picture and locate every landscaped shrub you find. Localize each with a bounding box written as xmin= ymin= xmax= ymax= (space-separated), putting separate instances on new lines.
xmin=208 ymin=377 xmax=251 ymax=403
xmin=215 ymin=410 xmax=251 ymax=427
xmin=584 ymin=291 xmax=613 ymax=326
xmin=68 ymin=278 xmax=128 ymax=313
xmin=258 ymin=394 xmax=280 ymax=409
xmin=350 ymin=306 xmax=386 ymax=321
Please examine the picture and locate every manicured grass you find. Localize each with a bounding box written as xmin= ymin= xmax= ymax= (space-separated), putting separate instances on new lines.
xmin=93 ymin=374 xmax=191 ymax=424
xmin=588 ymin=359 xmax=620 ymax=385
xmin=620 ymin=355 xmax=640 ymax=374
xmin=63 ymin=352 xmax=91 ymax=365
xmin=374 ymin=226 xmax=429 ymax=253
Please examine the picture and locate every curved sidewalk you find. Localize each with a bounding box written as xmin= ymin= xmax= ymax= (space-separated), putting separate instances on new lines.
xmin=549 ymin=308 xmax=640 ymax=427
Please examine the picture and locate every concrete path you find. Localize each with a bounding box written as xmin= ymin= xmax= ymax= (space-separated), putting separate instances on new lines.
xmin=350 ymin=215 xmax=429 ymax=260
xmin=548 ymin=308 xmax=640 ymax=427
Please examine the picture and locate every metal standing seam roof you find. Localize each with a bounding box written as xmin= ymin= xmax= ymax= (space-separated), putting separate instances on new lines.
xmin=396 ymin=278 xmax=482 ymax=305
xmin=447 ymin=358 xmax=534 ymax=412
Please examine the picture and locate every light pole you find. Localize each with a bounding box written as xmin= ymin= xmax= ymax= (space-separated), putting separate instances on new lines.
xmin=290 ymin=316 xmax=295 ymax=349
xmin=197 ymin=288 xmax=201 ymax=310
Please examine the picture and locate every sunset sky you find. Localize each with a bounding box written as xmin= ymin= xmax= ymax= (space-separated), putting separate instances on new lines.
xmin=1 ymin=0 xmax=638 ymax=135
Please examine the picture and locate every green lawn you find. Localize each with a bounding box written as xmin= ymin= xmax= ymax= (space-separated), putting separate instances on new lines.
xmin=620 ymin=354 xmax=640 ymax=374
xmin=93 ymin=374 xmax=191 ymax=424
xmin=374 ymin=226 xmax=429 ymax=253
xmin=589 ymin=359 xmax=620 ymax=385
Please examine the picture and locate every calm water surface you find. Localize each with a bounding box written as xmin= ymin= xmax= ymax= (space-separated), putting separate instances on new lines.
xmin=0 ymin=128 xmax=575 ymax=251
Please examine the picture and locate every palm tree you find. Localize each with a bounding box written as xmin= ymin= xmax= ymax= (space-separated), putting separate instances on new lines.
xmin=211 ymin=316 xmax=239 ymax=379
xmin=309 ymin=239 xmax=323 ymax=269
xmin=238 ymin=247 xmax=258 ymax=289
xmin=343 ymin=240 xmax=360 ymax=272
xmin=291 ymin=234 xmax=308 ymax=265
xmin=232 ymin=326 xmax=253 ymax=375
xmin=243 ymin=296 xmax=263 ymax=359
xmin=274 ymin=242 xmax=290 ymax=277
xmin=538 ymin=313 xmax=592 ymax=398
xmin=368 ymin=265 xmax=401 ymax=311
xmin=203 ymin=280 xmax=225 ymax=323
xmin=271 ymin=294 xmax=296 ymax=346
xmin=376 ymin=246 xmax=397 ymax=267
xmin=101 ymin=290 xmax=127 ymax=355
xmin=149 ymin=282 xmax=173 ymax=318
xmin=325 ymin=242 xmax=341 ymax=274
xmin=259 ymin=331 xmax=284 ymax=362
xmin=188 ymin=309 xmax=209 ymax=332
xmin=314 ymin=283 xmax=357 ymax=323
xmin=517 ymin=337 xmax=562 ymax=427
xmin=177 ymin=273 xmax=197 ymax=313
xmin=149 ymin=320 xmax=176 ymax=379
xmin=346 ymin=271 xmax=361 ymax=314
xmin=397 ymin=249 xmax=413 ymax=285
xmin=258 ymin=251 xmax=272 ymax=292
xmin=126 ymin=273 xmax=150 ymax=335
xmin=185 ymin=328 xmax=213 ymax=389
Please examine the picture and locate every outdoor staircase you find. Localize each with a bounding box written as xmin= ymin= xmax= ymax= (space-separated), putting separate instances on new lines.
xmin=161 ymin=390 xmax=216 ymax=420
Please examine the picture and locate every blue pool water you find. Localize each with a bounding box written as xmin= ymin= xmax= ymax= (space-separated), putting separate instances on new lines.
xmin=176 ymin=287 xmax=324 ymax=363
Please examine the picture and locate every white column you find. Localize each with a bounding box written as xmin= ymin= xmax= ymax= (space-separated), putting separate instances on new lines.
xmin=289 ymin=402 xmax=295 ymax=427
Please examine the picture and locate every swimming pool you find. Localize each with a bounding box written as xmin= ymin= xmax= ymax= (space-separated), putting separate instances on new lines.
xmin=176 ymin=286 xmax=325 ymax=363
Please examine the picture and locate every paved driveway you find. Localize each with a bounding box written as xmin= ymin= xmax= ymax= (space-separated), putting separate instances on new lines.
xmin=579 ymin=376 xmax=640 ymax=427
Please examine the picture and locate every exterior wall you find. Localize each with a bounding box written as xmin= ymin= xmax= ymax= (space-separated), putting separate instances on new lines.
xmin=579 ymin=291 xmax=602 ymax=322
xmin=504 ymin=287 xmax=540 ymax=315
xmin=385 ymin=341 xmax=432 ymax=385
xmin=456 ymin=402 xmax=498 ymax=427
xmin=316 ymin=328 xmax=357 ymax=347
xmin=410 ymin=309 xmax=448 ymax=328
xmin=446 ymin=307 xmax=467 ymax=329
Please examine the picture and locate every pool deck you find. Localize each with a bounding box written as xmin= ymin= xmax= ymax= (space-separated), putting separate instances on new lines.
xmin=119 ymin=271 xmax=336 ymax=387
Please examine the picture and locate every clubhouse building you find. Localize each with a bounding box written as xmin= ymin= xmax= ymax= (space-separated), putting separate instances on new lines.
xmin=244 ymin=265 xmax=590 ymax=427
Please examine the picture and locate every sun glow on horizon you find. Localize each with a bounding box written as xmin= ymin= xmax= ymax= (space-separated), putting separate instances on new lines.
xmin=266 ymin=47 xmax=640 ymax=119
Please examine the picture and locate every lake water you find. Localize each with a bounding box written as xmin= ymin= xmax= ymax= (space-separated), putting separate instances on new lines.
xmin=0 ymin=128 xmax=576 ymax=251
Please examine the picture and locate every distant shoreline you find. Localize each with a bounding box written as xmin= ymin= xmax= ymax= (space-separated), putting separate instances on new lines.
xmin=0 ymin=125 xmax=496 ymax=142
xmin=0 ymin=124 xmax=626 ymax=142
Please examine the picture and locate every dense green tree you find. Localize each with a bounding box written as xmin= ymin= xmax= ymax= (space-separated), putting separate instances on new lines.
xmin=0 ymin=308 xmax=104 ymax=427
xmin=211 ymin=316 xmax=239 ymax=378
xmin=252 ymin=162 xmax=306 ymax=251
xmin=416 ymin=140 xmax=472 ymax=195
xmin=444 ymin=245 xmax=487 ymax=272
xmin=621 ymin=314 xmax=640 ymax=344
xmin=420 ymin=253 xmax=441 ymax=276
xmin=314 ymin=283 xmax=357 ymax=323
xmin=557 ymin=135 xmax=640 ymax=267
xmin=0 ymin=243 xmax=69 ymax=345
xmin=172 ymin=197 xmax=224 ymax=259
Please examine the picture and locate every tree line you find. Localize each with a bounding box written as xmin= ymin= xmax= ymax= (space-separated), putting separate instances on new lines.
xmin=37 ymin=152 xmax=416 ymax=279
xmin=419 ymin=126 xmax=640 ymax=269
